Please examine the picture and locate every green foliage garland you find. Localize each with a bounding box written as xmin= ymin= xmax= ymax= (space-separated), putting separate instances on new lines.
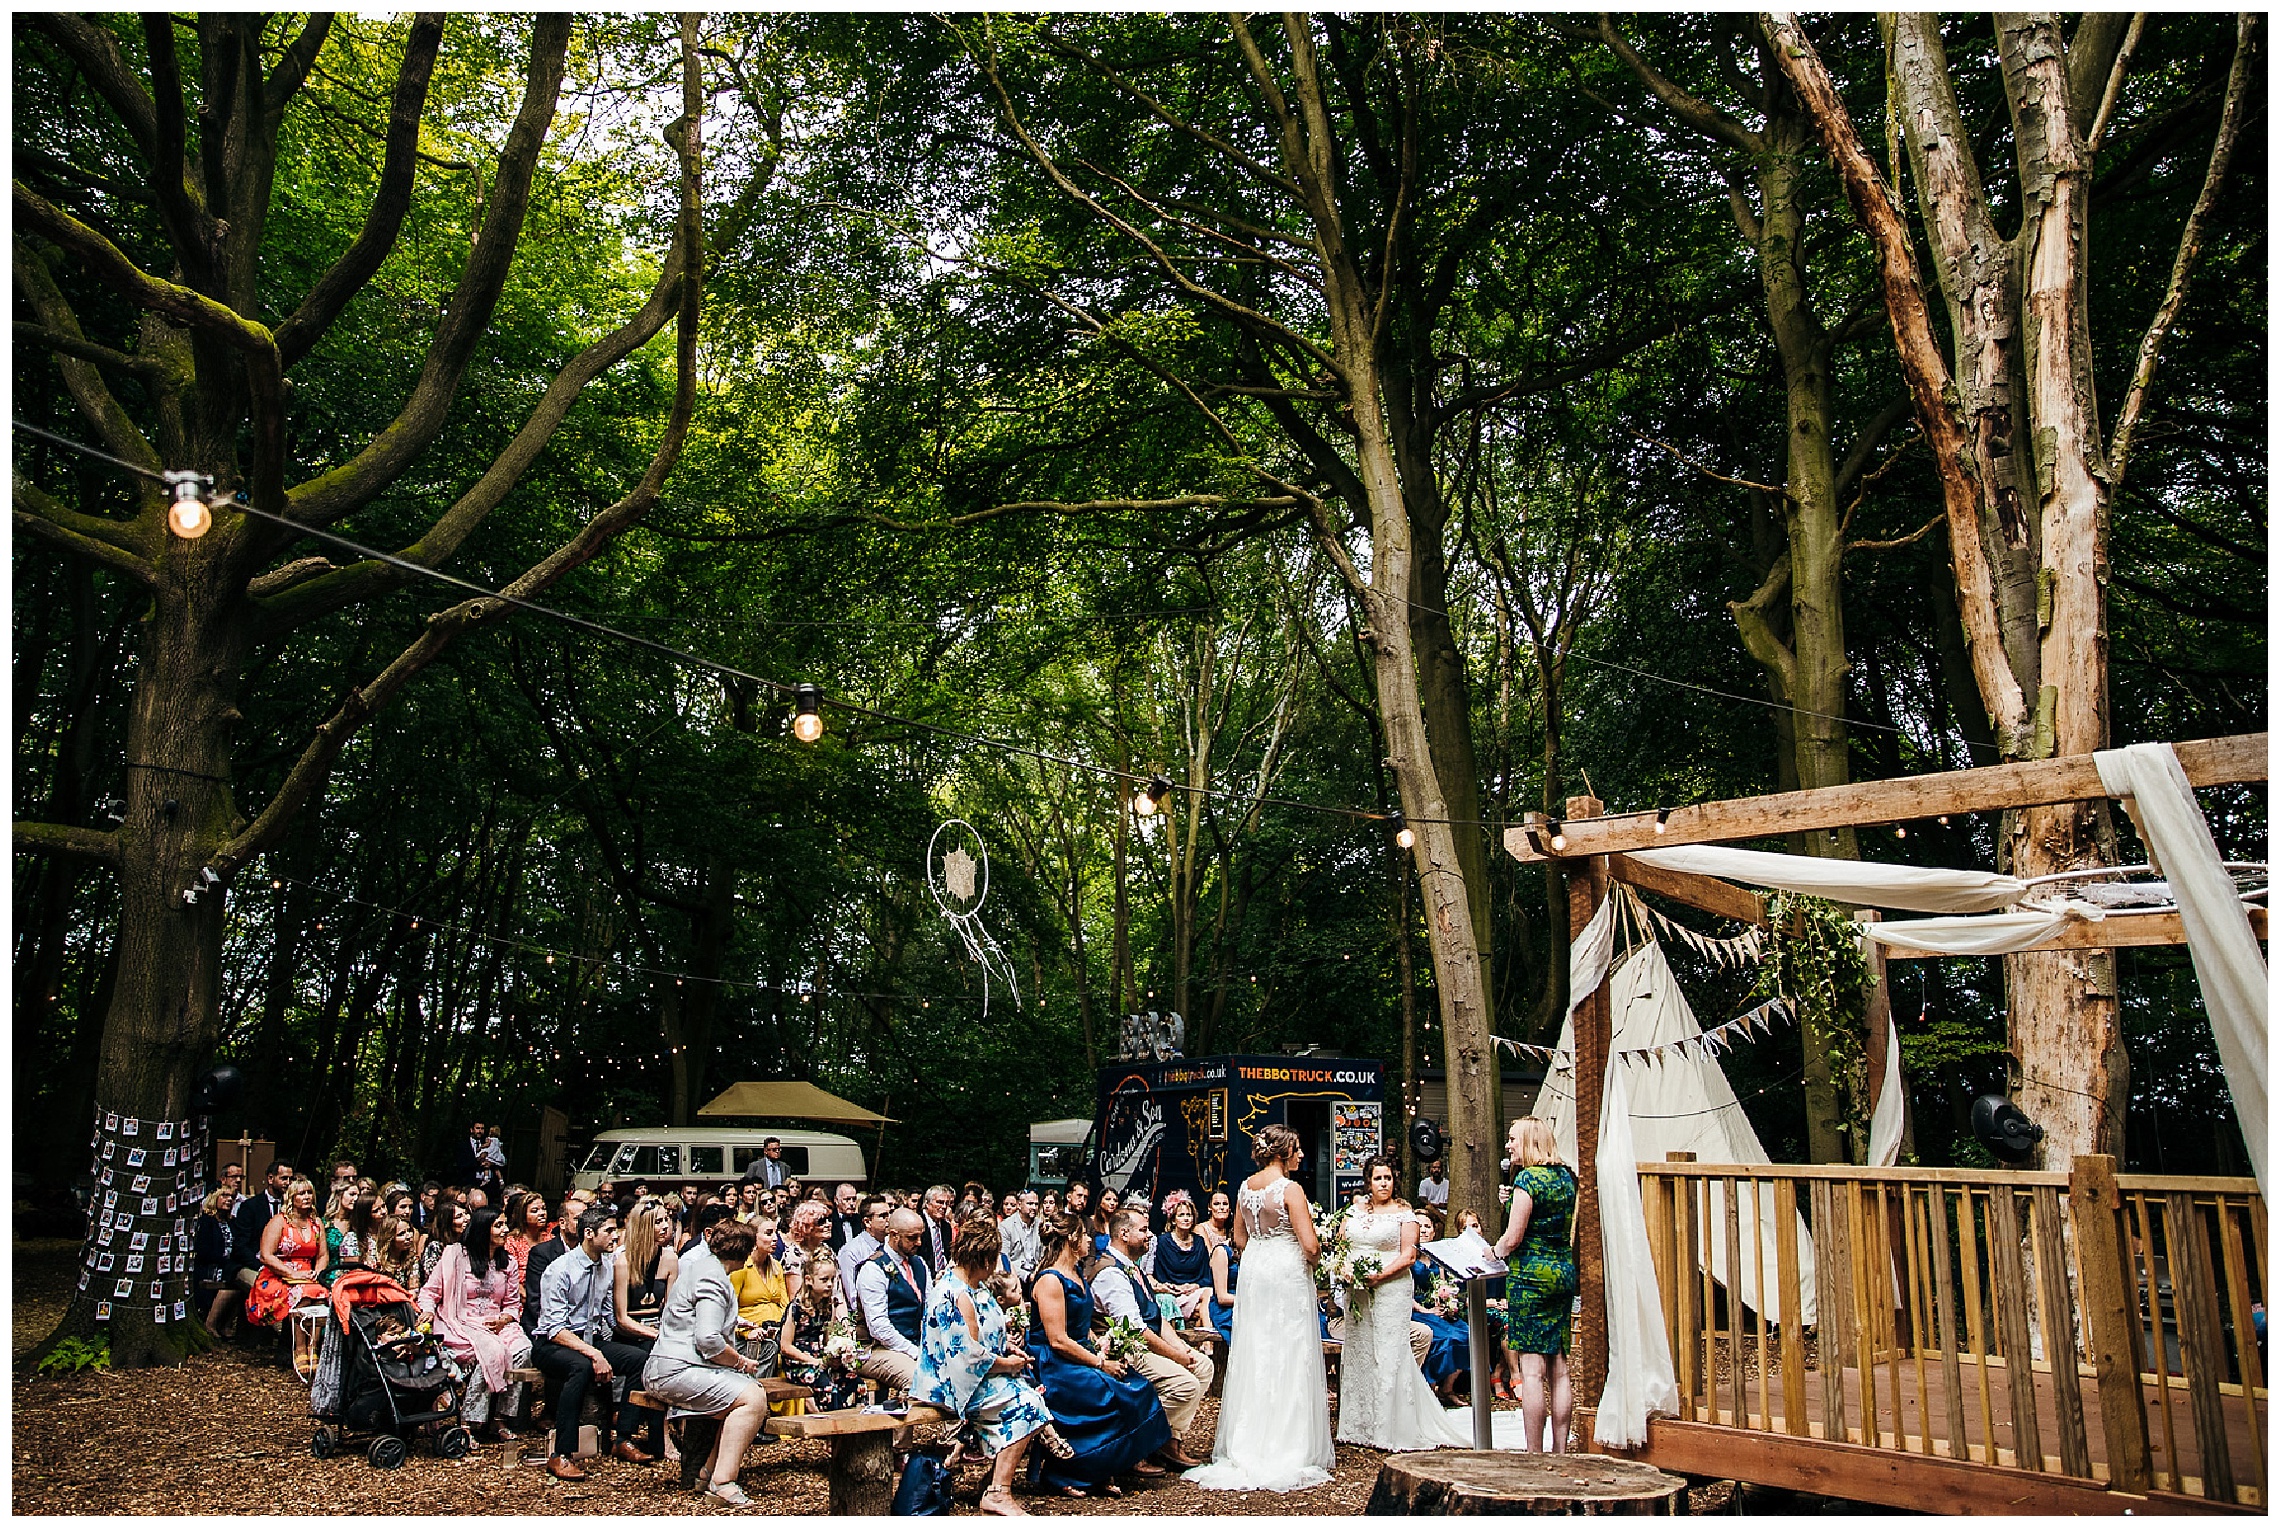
xmin=1749 ymin=892 xmax=1877 ymax=1148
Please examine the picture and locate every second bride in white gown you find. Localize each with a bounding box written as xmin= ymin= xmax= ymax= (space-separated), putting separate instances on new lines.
xmin=1336 ymin=1157 xmax=1471 ymax=1452
xmin=1185 ymin=1124 xmax=1335 ymax=1492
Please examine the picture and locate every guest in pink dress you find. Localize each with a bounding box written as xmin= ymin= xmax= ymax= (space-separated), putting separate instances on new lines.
xmin=418 ymin=1208 xmax=533 ymax=1440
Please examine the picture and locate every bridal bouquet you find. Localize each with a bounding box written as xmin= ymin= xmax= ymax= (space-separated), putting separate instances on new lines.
xmin=1311 ymin=1206 xmax=1381 ymax=1295
xmin=1101 ymin=1315 xmax=1150 ymax=1363
xmin=1426 ymin=1271 xmax=1464 ymax=1320
xmin=820 ymin=1313 xmax=865 ymax=1374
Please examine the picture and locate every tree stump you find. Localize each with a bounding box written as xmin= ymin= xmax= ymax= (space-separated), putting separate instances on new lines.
xmin=829 ymin=1431 xmax=899 ymax=1515
xmin=1365 ymin=1451 xmax=1686 ymax=1515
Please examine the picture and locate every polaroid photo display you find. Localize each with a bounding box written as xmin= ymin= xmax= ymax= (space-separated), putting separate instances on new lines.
xmin=156 ymin=1121 xmax=174 ymax=1140
xmin=113 ymin=1278 xmax=133 ymax=1298
xmin=125 ymin=1254 xmax=144 ymax=1273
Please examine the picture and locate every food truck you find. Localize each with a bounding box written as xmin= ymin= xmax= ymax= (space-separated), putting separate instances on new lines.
xmin=1084 ymin=1053 xmax=1387 ymax=1209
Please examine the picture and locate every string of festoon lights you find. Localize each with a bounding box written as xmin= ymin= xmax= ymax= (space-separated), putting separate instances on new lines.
xmin=25 ymin=423 xmax=1973 ymax=870
xmin=250 ymin=866 xmax=1401 ymax=1040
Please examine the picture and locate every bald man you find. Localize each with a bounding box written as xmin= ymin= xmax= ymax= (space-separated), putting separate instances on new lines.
xmin=853 ymin=1208 xmax=931 ymax=1394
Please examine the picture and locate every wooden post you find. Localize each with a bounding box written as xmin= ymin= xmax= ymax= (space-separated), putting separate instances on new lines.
xmin=1858 ymin=912 xmax=1916 ymax=1354
xmin=1566 ymin=795 xmax=1611 ymax=1427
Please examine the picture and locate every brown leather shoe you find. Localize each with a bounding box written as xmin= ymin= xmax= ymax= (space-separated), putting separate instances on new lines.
xmin=545 ymin=1454 xmax=588 ymax=1482
xmin=610 ymin=1439 xmax=657 ymax=1466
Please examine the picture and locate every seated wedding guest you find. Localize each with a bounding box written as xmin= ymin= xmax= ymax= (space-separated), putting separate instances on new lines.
xmin=418 ymin=1207 xmax=533 ymax=1443
xmin=1206 ymin=1224 xmax=1238 ymax=1344
xmin=838 ymin=1195 xmax=888 ymax=1309
xmin=999 ymin=1190 xmax=1042 ymax=1282
xmin=780 ymin=1248 xmax=862 ymax=1413
xmin=232 ymin=1158 xmax=295 ymax=1290
xmin=320 ymin=1178 xmax=380 ymax=1288
xmin=1151 ymin=1193 xmax=1214 ymax=1325
xmin=369 ymin=1216 xmax=425 ymax=1291
xmin=642 ymin=1219 xmax=772 ymax=1508
xmin=245 ymin=1176 xmax=329 ymax=1329
xmin=914 ymin=1215 xmax=1066 ymax=1517
xmin=383 ymin=1185 xmax=418 ymax=1231
xmin=1027 ymin=1211 xmax=1170 ymax=1499
xmin=1201 ymin=1189 xmax=1234 ymax=1249
xmin=1416 ymin=1158 xmax=1450 ymax=1239
xmin=853 ymin=1208 xmax=932 ymax=1395
xmin=503 ymin=1190 xmax=550 ymax=1291
xmin=729 ymin=1217 xmax=789 ymax=1364
xmin=827 ymin=1183 xmax=864 ymax=1253
xmin=782 ymin=1200 xmax=830 ymax=1293
xmin=1088 ymin=1185 xmax=1121 ymax=1259
xmin=532 ymin=1208 xmax=655 ymax=1478
xmin=520 ymin=1201 xmax=580 ymax=1339
xmin=193 ymin=1186 xmax=246 ymax=1336
xmin=412 ymin=1181 xmax=442 ymax=1232
xmin=1040 ymin=1189 xmax=1061 ymax=1220
xmin=419 ymin=1201 xmax=471 ymax=1289
xmin=1091 ymin=1206 xmax=1212 ymax=1467
xmin=613 ymin=1198 xmax=677 ymax=1455
xmin=920 ymin=1186 xmax=956 ymax=1276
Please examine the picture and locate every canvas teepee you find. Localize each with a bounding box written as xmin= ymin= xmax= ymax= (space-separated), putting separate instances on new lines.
xmin=1532 ymin=937 xmax=1817 ymax=1325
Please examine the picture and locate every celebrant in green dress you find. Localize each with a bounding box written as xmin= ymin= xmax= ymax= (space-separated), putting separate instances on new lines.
xmin=1492 ymin=1116 xmax=1577 ymax=1452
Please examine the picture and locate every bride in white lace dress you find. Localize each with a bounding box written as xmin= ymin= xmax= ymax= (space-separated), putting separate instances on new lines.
xmin=1184 ymin=1124 xmax=1335 ymax=1492
xmin=1337 ymin=1157 xmax=1471 ymax=1452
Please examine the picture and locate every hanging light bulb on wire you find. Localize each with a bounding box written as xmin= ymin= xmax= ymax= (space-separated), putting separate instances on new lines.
xmin=1388 ymin=812 xmax=1416 ymax=850
xmin=163 ymin=469 xmax=213 ymax=539
xmin=1133 ymin=774 xmax=1172 ymax=816
xmin=791 ymin=683 xmax=824 ymax=743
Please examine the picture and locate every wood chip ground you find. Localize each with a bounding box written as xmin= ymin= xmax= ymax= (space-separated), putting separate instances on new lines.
xmin=14 ymin=1237 xmax=1729 ymax=1514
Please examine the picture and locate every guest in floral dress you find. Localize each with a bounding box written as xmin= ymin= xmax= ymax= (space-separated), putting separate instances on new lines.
xmin=914 ymin=1216 xmax=1067 ymax=1517
xmin=779 ymin=1249 xmax=862 ymax=1413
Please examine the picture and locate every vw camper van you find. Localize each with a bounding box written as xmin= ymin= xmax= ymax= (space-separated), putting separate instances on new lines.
xmin=570 ymin=1126 xmax=868 ymax=1194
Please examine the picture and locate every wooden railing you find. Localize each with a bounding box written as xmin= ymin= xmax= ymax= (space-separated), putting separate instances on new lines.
xmin=1637 ymin=1156 xmax=2265 ymax=1509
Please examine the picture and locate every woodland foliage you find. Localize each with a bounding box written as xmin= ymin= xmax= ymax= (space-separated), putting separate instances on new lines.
xmin=12 ymin=13 xmax=2265 ymax=1260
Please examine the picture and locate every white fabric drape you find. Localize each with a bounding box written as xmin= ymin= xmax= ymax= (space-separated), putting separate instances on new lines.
xmin=1632 ymin=844 xmax=2028 ymax=913
xmin=1567 ymin=892 xmax=1617 ymax=1019
xmin=1539 ymin=940 xmax=1816 ymax=1324
xmin=2094 ymin=742 xmax=2268 ymax=1188
xmin=1866 ymin=1014 xmax=1905 ymax=1168
xmin=1593 ymin=1061 xmax=1677 ymax=1448
xmin=1861 ymin=901 xmax=2105 ymax=956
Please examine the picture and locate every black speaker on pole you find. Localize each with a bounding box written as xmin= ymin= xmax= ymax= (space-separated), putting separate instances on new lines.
xmin=1970 ymin=1094 xmax=2044 ymax=1164
xmin=1409 ymin=1116 xmax=1445 ymax=1163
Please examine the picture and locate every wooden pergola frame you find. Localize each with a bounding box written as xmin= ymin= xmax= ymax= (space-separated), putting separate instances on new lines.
xmin=1498 ymin=731 xmax=2270 ymax=1423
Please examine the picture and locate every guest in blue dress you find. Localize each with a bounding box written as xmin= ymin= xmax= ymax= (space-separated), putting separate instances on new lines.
xmin=1410 ymin=1262 xmax=1471 ymax=1402
xmin=1027 ymin=1212 xmax=1172 ymax=1498
xmin=1202 ymin=1191 xmax=1240 ymax=1344
xmin=914 ymin=1217 xmax=1067 ymax=1515
xmin=1152 ymin=1194 xmax=1216 ymax=1326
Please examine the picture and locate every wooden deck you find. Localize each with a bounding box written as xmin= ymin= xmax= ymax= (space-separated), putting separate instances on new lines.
xmin=1618 ymin=1157 xmax=2265 ymax=1513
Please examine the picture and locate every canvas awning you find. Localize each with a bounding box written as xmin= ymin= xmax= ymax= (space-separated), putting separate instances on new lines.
xmin=697 ymin=1081 xmax=895 ymax=1125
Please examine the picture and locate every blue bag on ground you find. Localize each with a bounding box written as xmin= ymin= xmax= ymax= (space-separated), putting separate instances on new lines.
xmin=890 ymin=1446 xmax=954 ymax=1515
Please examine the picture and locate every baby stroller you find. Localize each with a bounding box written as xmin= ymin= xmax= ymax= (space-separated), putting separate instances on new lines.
xmin=309 ymin=1278 xmax=470 ymax=1468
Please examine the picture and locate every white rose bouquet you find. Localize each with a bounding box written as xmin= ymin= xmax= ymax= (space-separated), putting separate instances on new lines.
xmin=821 ymin=1313 xmax=864 ymax=1373
xmin=1101 ymin=1315 xmax=1150 ymax=1363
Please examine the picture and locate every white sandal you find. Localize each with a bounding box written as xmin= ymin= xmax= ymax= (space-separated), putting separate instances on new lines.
xmin=705 ymin=1481 xmax=755 ymax=1509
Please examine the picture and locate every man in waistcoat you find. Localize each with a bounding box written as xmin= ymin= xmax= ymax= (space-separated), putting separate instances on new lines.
xmin=1090 ymin=1205 xmax=1212 ymax=1467
xmin=853 ymin=1208 xmax=930 ymax=1395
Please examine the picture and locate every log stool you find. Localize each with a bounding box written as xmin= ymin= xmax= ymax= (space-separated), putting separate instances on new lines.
xmin=1366 ymin=1451 xmax=1686 ymax=1515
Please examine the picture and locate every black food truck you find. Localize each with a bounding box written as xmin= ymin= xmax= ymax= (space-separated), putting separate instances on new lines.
xmin=1078 ymin=1053 xmax=1387 ymax=1210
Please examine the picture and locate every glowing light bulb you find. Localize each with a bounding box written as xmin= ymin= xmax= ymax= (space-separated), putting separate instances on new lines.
xmin=163 ymin=471 xmax=213 ymax=539
xmin=1549 ymin=832 xmax=1568 ymax=851
xmin=1389 ymin=813 xmax=1415 ymax=850
xmin=791 ymin=684 xmax=824 ymax=743
xmin=1134 ymin=774 xmax=1171 ymax=816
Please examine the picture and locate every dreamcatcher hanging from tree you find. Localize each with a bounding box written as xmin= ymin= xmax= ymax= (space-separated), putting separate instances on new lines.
xmin=925 ymin=818 xmax=1021 ymax=1016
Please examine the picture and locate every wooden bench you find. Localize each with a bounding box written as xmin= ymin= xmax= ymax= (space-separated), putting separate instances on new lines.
xmin=630 ymin=1377 xmax=811 ymax=1492
xmin=764 ymin=1404 xmax=953 ymax=1513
